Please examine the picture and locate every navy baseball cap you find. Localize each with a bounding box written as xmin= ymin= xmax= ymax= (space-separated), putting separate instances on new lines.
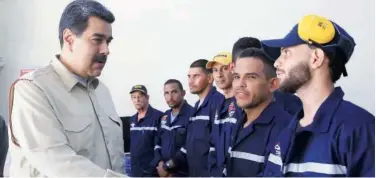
xmin=261 ymin=15 xmax=356 ymax=77
xmin=129 ymin=85 xmax=148 ymax=95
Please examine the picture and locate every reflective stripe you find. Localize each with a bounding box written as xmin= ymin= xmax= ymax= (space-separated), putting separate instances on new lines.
xmin=130 ymin=126 xmax=157 ymax=131
xmin=223 ymin=168 xmax=227 ymax=176
xmin=214 ymin=117 xmax=237 ymax=124
xmin=180 ymin=147 xmax=187 ymax=154
xmin=228 ymin=147 xmax=232 ymax=153
xmin=268 ymin=154 xmax=347 ymax=175
xmin=190 ymin=115 xmax=210 ymax=121
xmin=154 ymin=145 xmax=161 ymax=150
xmin=284 ymin=162 xmax=347 ymax=175
xmin=268 ymin=153 xmax=283 ymax=166
xmin=230 ymin=151 xmax=265 ymax=163
xmin=209 ymin=147 xmax=215 ymax=152
xmin=161 ymin=125 xmax=181 ymax=131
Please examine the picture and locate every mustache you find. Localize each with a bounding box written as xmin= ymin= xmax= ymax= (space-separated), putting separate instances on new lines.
xmin=235 ymin=88 xmax=248 ymax=95
xmin=94 ymin=54 xmax=107 ymax=63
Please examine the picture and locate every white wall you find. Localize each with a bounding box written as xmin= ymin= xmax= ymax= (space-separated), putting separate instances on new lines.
xmin=0 ymin=0 xmax=374 ymax=120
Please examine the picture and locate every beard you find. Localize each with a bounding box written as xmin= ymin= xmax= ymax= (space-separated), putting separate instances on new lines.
xmin=190 ymin=84 xmax=208 ymax=95
xmin=190 ymin=89 xmax=203 ymax=95
xmin=169 ymin=101 xmax=182 ymax=109
xmin=279 ymin=61 xmax=311 ymax=94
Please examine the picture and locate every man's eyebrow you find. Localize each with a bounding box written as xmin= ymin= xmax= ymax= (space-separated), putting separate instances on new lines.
xmin=93 ymin=33 xmax=113 ymax=41
xmin=245 ymin=72 xmax=261 ymax=77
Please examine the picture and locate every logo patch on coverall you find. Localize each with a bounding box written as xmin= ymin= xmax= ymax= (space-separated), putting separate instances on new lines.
xmin=161 ymin=115 xmax=167 ymax=125
xmin=228 ymin=101 xmax=235 ymax=117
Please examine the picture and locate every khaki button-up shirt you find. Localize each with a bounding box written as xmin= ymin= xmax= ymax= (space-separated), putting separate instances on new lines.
xmin=8 ymin=57 xmax=126 ymax=177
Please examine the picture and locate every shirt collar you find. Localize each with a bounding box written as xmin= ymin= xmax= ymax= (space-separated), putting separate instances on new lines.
xmin=52 ymin=54 xmax=99 ymax=91
xmin=133 ymin=105 xmax=153 ymax=122
xmin=195 ymin=86 xmax=217 ymax=109
xmin=292 ymin=87 xmax=345 ymax=133
xmin=238 ymin=101 xmax=280 ymax=126
xmin=253 ymin=101 xmax=279 ymax=125
xmin=177 ymin=100 xmax=190 ymax=116
xmin=73 ymin=73 xmax=88 ymax=86
xmin=140 ymin=105 xmax=153 ymax=119
xmin=165 ymin=100 xmax=189 ymax=116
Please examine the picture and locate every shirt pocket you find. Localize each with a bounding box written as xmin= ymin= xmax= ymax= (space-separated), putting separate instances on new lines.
xmin=192 ymin=120 xmax=209 ymax=140
xmin=108 ymin=115 xmax=121 ymax=127
xmin=105 ymin=116 xmax=123 ymax=146
xmin=174 ymin=126 xmax=187 ymax=147
xmin=97 ymin=114 xmax=123 ymax=145
xmin=103 ymin=115 xmax=125 ymax=172
xmin=61 ymin=116 xmax=94 ymax=153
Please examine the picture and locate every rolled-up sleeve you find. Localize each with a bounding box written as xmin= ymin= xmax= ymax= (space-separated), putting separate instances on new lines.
xmin=10 ymin=80 xmax=126 ymax=177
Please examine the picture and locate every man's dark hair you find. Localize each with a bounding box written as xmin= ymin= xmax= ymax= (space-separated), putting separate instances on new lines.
xmin=329 ymin=52 xmax=347 ymax=83
xmin=237 ymin=48 xmax=276 ymax=79
xmin=232 ymin=37 xmax=262 ymax=62
xmin=308 ymin=45 xmax=346 ymax=83
xmin=190 ymin=59 xmax=212 ymax=74
xmin=164 ymin=79 xmax=184 ymax=91
xmin=59 ymin=0 xmax=115 ymax=48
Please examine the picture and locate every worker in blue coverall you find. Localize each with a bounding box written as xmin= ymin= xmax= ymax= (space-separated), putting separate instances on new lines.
xmin=206 ymin=52 xmax=239 ymax=177
xmin=207 ymin=37 xmax=300 ymax=177
xmin=261 ymin=14 xmax=375 ymax=177
xmin=232 ymin=37 xmax=302 ymax=116
xmin=129 ymin=85 xmax=164 ymax=177
xmin=213 ymin=47 xmax=292 ymax=177
xmin=154 ymin=79 xmax=194 ymax=177
xmin=163 ymin=59 xmax=225 ymax=177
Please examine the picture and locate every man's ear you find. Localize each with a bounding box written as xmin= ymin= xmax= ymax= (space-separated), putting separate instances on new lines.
xmin=208 ymin=73 xmax=214 ymax=84
xmin=146 ymin=94 xmax=150 ymax=100
xmin=62 ymin=28 xmax=75 ymax=52
xmin=229 ymin=62 xmax=235 ymax=73
xmin=182 ymin=90 xmax=186 ymax=97
xmin=268 ymin=77 xmax=279 ymax=93
xmin=310 ymin=47 xmax=326 ymax=70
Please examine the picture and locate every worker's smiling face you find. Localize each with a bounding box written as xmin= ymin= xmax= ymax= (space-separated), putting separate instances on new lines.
xmin=212 ymin=63 xmax=233 ymax=90
xmin=233 ymin=57 xmax=276 ymax=109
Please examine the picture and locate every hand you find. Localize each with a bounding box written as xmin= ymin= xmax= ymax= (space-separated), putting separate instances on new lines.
xmin=156 ymin=161 xmax=169 ymax=177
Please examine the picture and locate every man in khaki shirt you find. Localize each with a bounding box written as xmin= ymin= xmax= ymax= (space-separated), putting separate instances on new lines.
xmin=8 ymin=0 xmax=126 ymax=177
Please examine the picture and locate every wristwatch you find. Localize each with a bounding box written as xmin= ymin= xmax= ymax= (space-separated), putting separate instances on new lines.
xmin=163 ymin=160 xmax=175 ymax=172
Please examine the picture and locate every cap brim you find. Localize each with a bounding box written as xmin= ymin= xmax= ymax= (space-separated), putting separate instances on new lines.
xmin=129 ymin=89 xmax=147 ymax=94
xmin=262 ymin=38 xmax=302 ymax=48
xmin=206 ymin=61 xmax=216 ymax=69
xmin=206 ymin=60 xmax=230 ymax=69
xmin=262 ymin=38 xmax=303 ymax=60
xmin=261 ymin=24 xmax=306 ymax=60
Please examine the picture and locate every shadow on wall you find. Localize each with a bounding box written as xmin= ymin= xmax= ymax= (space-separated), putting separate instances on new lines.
xmin=120 ymin=116 xmax=131 ymax=153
